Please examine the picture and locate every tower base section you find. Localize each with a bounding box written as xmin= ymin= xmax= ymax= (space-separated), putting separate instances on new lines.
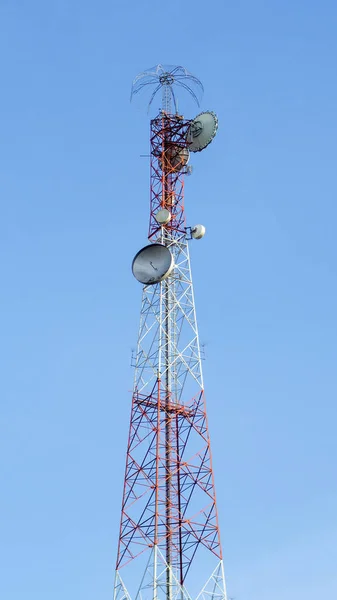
xmin=114 ymin=547 xmax=227 ymax=600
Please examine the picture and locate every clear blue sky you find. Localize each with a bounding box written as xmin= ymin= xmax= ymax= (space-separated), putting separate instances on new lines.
xmin=1 ymin=1 xmax=336 ymax=599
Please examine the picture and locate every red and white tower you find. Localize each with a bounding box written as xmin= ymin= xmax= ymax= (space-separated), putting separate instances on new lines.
xmin=114 ymin=65 xmax=227 ymax=600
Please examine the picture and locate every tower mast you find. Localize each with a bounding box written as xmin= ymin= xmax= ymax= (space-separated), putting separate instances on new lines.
xmin=114 ymin=65 xmax=226 ymax=600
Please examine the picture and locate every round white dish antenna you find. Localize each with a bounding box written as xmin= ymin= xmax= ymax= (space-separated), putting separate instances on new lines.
xmin=155 ymin=209 xmax=171 ymax=225
xmin=191 ymin=224 xmax=206 ymax=239
xmin=169 ymin=146 xmax=189 ymax=169
xmin=132 ymin=244 xmax=174 ymax=285
xmin=186 ymin=111 xmax=218 ymax=153
xmin=159 ymin=145 xmax=190 ymax=172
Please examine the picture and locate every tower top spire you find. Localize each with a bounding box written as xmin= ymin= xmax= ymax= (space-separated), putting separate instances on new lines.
xmin=130 ymin=64 xmax=204 ymax=114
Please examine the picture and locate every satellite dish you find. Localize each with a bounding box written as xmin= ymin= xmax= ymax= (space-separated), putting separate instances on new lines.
xmin=191 ymin=224 xmax=206 ymax=239
xmin=186 ymin=111 xmax=218 ymax=152
xmin=158 ymin=144 xmax=190 ymax=172
xmin=132 ymin=244 xmax=174 ymax=285
xmin=155 ymin=209 xmax=171 ymax=225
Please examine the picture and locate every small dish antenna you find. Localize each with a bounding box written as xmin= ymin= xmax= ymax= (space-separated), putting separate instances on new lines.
xmin=187 ymin=111 xmax=218 ymax=152
xmin=155 ymin=209 xmax=171 ymax=225
xmin=191 ymin=225 xmax=206 ymax=239
xmin=158 ymin=145 xmax=190 ymax=172
xmin=132 ymin=243 xmax=174 ymax=285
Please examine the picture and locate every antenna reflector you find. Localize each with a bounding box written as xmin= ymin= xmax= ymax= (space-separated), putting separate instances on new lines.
xmin=132 ymin=244 xmax=174 ymax=285
xmin=158 ymin=145 xmax=190 ymax=172
xmin=187 ymin=111 xmax=218 ymax=152
xmin=191 ymin=225 xmax=206 ymax=239
xmin=155 ymin=209 xmax=171 ymax=225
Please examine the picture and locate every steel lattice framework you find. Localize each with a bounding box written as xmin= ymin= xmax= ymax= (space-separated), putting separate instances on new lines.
xmin=114 ymin=67 xmax=227 ymax=600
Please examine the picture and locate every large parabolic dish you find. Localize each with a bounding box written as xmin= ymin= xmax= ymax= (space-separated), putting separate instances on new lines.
xmin=132 ymin=244 xmax=174 ymax=285
xmin=186 ymin=111 xmax=218 ymax=152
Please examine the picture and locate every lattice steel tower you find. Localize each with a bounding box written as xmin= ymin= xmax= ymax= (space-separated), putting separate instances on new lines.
xmin=114 ymin=65 xmax=227 ymax=600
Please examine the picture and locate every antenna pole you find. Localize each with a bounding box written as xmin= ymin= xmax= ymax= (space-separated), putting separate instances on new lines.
xmin=162 ymin=83 xmax=171 ymax=114
xmin=165 ymin=276 xmax=172 ymax=600
xmin=162 ymin=98 xmax=172 ymax=600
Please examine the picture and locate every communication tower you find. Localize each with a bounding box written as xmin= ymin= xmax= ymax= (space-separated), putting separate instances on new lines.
xmin=114 ymin=65 xmax=227 ymax=600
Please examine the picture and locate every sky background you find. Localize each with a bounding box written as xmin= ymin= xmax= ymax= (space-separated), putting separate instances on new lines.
xmin=0 ymin=1 xmax=336 ymax=599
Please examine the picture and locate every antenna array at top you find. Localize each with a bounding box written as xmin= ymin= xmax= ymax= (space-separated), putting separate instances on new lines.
xmin=130 ymin=64 xmax=204 ymax=114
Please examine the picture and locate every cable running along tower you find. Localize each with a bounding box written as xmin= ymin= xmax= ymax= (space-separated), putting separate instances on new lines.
xmin=114 ymin=65 xmax=227 ymax=600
